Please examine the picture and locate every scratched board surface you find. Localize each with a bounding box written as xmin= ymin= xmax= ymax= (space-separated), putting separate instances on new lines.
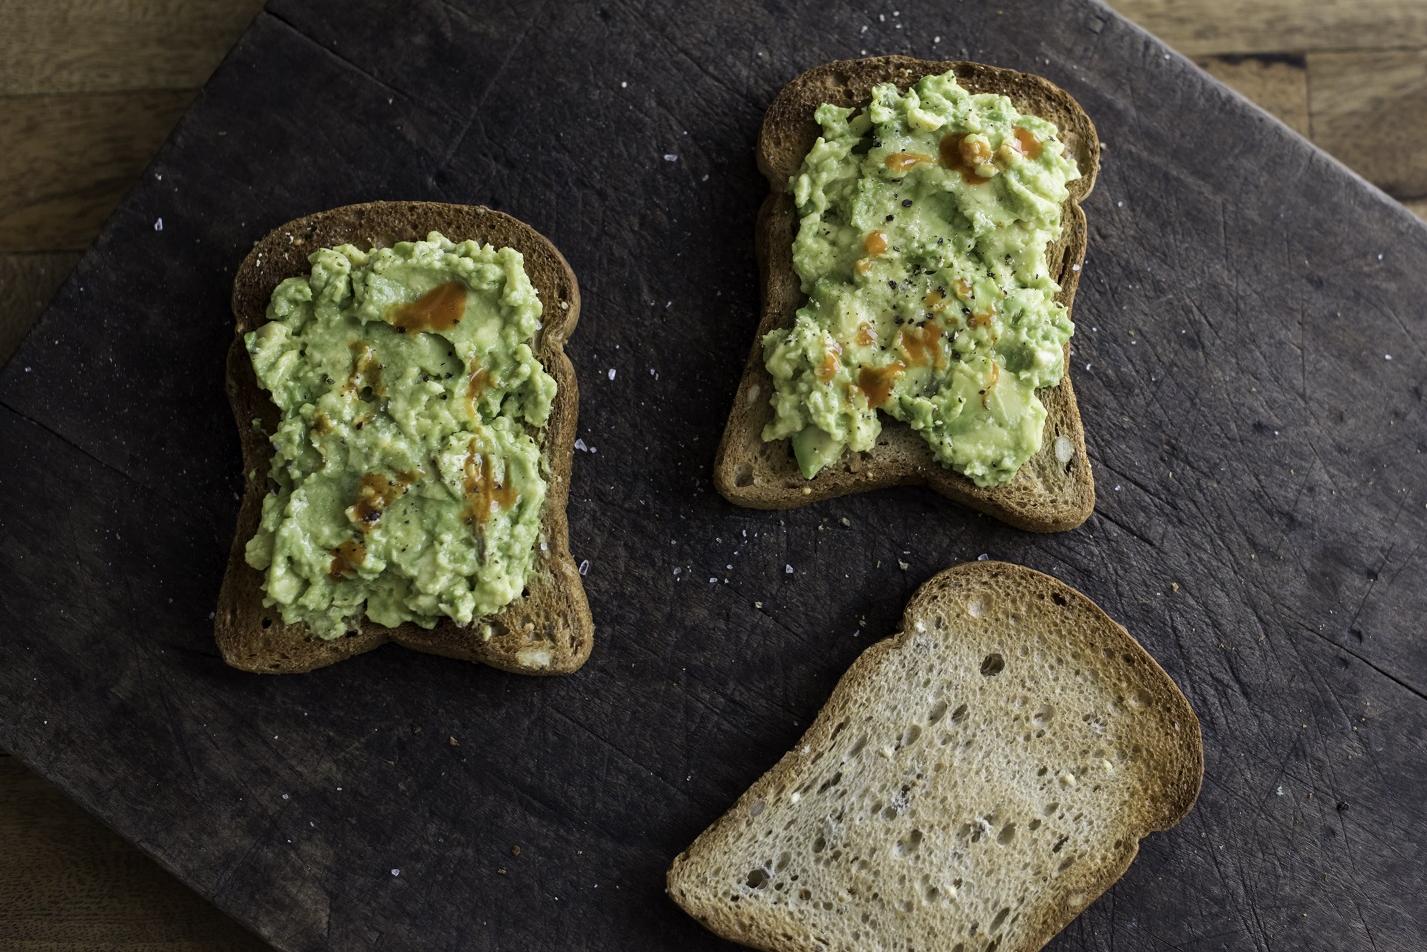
xmin=1 ymin=1 xmax=1424 ymax=949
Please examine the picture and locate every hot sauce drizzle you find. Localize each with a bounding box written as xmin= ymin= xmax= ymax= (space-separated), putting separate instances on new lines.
xmin=350 ymin=471 xmax=417 ymax=531
xmin=939 ymin=133 xmax=992 ymax=185
xmin=816 ymin=339 xmax=844 ymax=381
xmin=900 ymin=323 xmax=945 ymax=369
xmin=466 ymin=367 xmax=489 ymax=419
xmin=388 ymin=282 xmax=467 ymax=332
xmin=329 ymin=539 xmax=367 ymax=578
xmin=1012 ymin=126 xmax=1043 ymax=159
xmin=463 ymin=440 xmax=518 ymax=524
xmin=884 ymin=151 xmax=933 ymax=173
xmin=857 ymin=362 xmax=906 ymax=407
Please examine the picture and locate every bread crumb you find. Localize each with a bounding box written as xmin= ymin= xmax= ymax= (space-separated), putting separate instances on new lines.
xmin=511 ymin=845 xmax=521 ymax=857
xmin=391 ymin=868 xmax=401 ymax=877
xmin=607 ymin=368 xmax=616 ymax=380
xmin=785 ymin=564 xmax=794 ymax=574
xmin=1170 ymin=581 xmax=1180 ymax=593
xmin=448 ymin=736 xmax=460 ymax=747
xmin=153 ymin=217 xmax=164 ymax=232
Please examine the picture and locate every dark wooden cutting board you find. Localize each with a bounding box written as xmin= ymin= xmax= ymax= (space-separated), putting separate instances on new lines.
xmin=3 ymin=1 xmax=1425 ymax=949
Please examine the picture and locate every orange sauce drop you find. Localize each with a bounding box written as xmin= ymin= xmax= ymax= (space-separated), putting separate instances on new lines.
xmin=388 ymin=282 xmax=467 ymax=332
xmin=857 ymin=362 xmax=906 ymax=408
xmin=816 ymin=340 xmax=843 ymax=381
xmin=1012 ymin=127 xmax=1043 ymax=159
xmin=463 ymin=440 xmax=518 ymax=524
xmin=856 ymin=323 xmax=876 ymax=347
xmin=350 ymin=471 xmax=417 ymax=531
xmin=900 ymin=323 xmax=945 ymax=369
xmin=884 ymin=151 xmax=933 ymax=173
xmin=329 ymin=539 xmax=367 ymax=578
xmin=980 ymin=361 xmax=1002 ymax=408
xmin=864 ymin=230 xmax=888 ymax=256
xmin=466 ymin=367 xmax=489 ymax=419
xmin=939 ymin=133 xmax=991 ymax=185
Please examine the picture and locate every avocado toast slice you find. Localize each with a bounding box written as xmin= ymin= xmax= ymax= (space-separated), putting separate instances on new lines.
xmin=715 ymin=57 xmax=1100 ymax=531
xmin=217 ymin=201 xmax=592 ymax=674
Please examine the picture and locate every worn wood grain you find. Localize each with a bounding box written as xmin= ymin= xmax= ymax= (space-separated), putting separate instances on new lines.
xmin=0 ymin=91 xmax=192 ymax=251
xmin=2 ymin=1 xmax=1427 ymax=951
xmin=1197 ymin=54 xmax=1310 ymax=136
xmin=0 ymin=254 xmax=79 ymax=366
xmin=1308 ymin=49 xmax=1427 ymax=200
xmin=0 ymin=0 xmax=263 ymax=95
xmin=0 ymin=756 xmax=266 ymax=950
xmin=1112 ymin=0 xmax=1427 ymax=56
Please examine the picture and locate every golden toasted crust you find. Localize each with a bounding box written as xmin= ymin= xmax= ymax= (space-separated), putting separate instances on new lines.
xmin=667 ymin=562 xmax=1203 ymax=952
xmin=216 ymin=201 xmax=592 ymax=675
xmin=714 ymin=57 xmax=1101 ymax=531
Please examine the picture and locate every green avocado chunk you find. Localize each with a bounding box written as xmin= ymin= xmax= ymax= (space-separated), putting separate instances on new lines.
xmin=761 ymin=69 xmax=1080 ymax=486
xmin=243 ymin=233 xmax=556 ymax=639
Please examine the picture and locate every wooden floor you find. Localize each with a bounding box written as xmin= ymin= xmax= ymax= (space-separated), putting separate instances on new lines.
xmin=1 ymin=1 xmax=1424 ymax=948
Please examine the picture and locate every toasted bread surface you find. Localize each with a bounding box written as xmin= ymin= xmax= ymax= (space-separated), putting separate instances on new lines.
xmin=715 ymin=57 xmax=1101 ymax=531
xmin=216 ymin=201 xmax=592 ymax=674
xmin=668 ymin=561 xmax=1202 ymax=952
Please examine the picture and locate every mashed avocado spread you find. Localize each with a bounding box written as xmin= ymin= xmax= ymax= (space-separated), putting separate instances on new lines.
xmin=243 ymin=234 xmax=556 ymax=638
xmin=762 ymin=70 xmax=1080 ymax=485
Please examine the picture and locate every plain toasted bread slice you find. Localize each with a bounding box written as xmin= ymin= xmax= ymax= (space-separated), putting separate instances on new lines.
xmin=714 ymin=57 xmax=1101 ymax=531
xmin=668 ymin=561 xmax=1202 ymax=952
xmin=216 ymin=201 xmax=593 ymax=675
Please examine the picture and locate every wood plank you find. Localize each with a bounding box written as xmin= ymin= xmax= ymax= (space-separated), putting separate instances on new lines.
xmin=0 ymin=253 xmax=79 ymax=366
xmin=0 ymin=0 xmax=264 ymax=95
xmin=0 ymin=91 xmax=191 ymax=252
xmin=1308 ymin=49 xmax=1427 ymax=200
xmin=1112 ymin=0 xmax=1427 ymax=56
xmin=1196 ymin=55 xmax=1309 ymax=137
xmin=0 ymin=756 xmax=267 ymax=949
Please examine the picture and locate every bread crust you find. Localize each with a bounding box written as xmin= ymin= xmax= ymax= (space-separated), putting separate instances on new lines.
xmin=215 ymin=201 xmax=593 ymax=675
xmin=714 ymin=57 xmax=1101 ymax=531
xmin=667 ymin=561 xmax=1204 ymax=952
